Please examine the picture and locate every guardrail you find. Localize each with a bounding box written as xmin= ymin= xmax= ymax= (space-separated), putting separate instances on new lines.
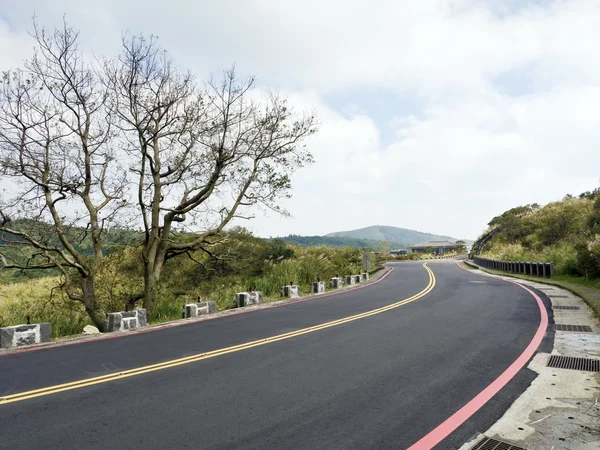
xmin=473 ymin=257 xmax=553 ymax=278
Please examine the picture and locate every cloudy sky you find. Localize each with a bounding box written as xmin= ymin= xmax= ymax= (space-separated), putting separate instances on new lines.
xmin=1 ymin=0 xmax=599 ymax=240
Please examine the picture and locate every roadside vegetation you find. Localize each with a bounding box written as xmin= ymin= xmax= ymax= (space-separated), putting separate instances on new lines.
xmin=0 ymin=228 xmax=365 ymax=337
xmin=476 ymin=187 xmax=600 ymax=313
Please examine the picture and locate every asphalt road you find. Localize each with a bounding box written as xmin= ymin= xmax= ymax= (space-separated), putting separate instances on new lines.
xmin=0 ymin=261 xmax=553 ymax=449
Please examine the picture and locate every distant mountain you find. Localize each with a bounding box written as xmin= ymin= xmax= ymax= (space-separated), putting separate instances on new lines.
xmin=325 ymin=225 xmax=459 ymax=246
xmin=278 ymin=235 xmax=400 ymax=250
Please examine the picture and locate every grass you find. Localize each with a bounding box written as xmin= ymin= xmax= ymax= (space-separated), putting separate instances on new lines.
xmin=464 ymin=261 xmax=600 ymax=317
xmin=0 ymin=244 xmax=369 ymax=338
xmin=0 ymin=277 xmax=92 ymax=337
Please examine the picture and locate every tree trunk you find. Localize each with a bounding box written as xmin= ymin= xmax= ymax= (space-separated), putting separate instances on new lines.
xmin=81 ymin=276 xmax=107 ymax=332
xmin=142 ymin=267 xmax=160 ymax=319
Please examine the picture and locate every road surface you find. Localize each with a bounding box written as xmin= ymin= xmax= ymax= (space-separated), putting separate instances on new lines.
xmin=0 ymin=261 xmax=552 ymax=449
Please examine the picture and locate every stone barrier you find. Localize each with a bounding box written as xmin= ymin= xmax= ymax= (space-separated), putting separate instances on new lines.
xmin=184 ymin=301 xmax=216 ymax=318
xmin=544 ymin=262 xmax=553 ymax=278
xmin=311 ymin=281 xmax=326 ymax=294
xmin=329 ymin=277 xmax=343 ymax=289
xmin=105 ymin=308 xmax=147 ymax=332
xmin=472 ymin=257 xmax=553 ymax=278
xmin=236 ymin=291 xmax=264 ymax=307
xmin=361 ymin=272 xmax=369 ymax=281
xmin=0 ymin=323 xmax=52 ymax=349
xmin=345 ymin=275 xmax=356 ymax=285
xmin=281 ymin=285 xmax=300 ymax=298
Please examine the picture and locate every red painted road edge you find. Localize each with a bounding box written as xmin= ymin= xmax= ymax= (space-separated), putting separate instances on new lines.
xmin=0 ymin=267 xmax=395 ymax=357
xmin=407 ymin=261 xmax=549 ymax=450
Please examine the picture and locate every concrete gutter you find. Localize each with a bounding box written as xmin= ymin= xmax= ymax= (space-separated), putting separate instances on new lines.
xmin=459 ymin=263 xmax=600 ymax=450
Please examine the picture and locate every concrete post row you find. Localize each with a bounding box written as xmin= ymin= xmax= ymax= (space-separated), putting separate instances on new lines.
xmin=346 ymin=275 xmax=360 ymax=285
xmin=311 ymin=281 xmax=326 ymax=294
xmin=236 ymin=291 xmax=263 ymax=307
xmin=329 ymin=277 xmax=343 ymax=289
xmin=105 ymin=308 xmax=147 ymax=332
xmin=281 ymin=285 xmax=300 ymax=299
xmin=361 ymin=272 xmax=369 ymax=281
xmin=332 ymin=277 xmax=343 ymax=288
xmin=184 ymin=301 xmax=216 ymax=318
xmin=0 ymin=323 xmax=52 ymax=349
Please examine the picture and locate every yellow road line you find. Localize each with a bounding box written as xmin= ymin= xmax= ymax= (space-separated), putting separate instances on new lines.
xmin=0 ymin=263 xmax=436 ymax=405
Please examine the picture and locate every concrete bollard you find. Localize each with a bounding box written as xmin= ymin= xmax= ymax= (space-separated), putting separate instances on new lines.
xmin=353 ymin=275 xmax=361 ymax=284
xmin=330 ymin=277 xmax=343 ymax=289
xmin=184 ymin=301 xmax=216 ymax=318
xmin=311 ymin=281 xmax=326 ymax=294
xmin=281 ymin=285 xmax=300 ymax=298
xmin=345 ymin=275 xmax=356 ymax=285
xmin=532 ymin=263 xmax=538 ymax=276
xmin=0 ymin=323 xmax=52 ymax=348
xmin=361 ymin=272 xmax=369 ymax=281
xmin=544 ymin=262 xmax=553 ymax=278
xmin=525 ymin=262 xmax=531 ymax=275
xmin=236 ymin=291 xmax=263 ymax=307
xmin=105 ymin=308 xmax=147 ymax=332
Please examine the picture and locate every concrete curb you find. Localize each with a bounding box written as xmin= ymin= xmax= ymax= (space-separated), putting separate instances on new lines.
xmin=0 ymin=265 xmax=392 ymax=356
xmin=458 ymin=262 xmax=600 ymax=450
xmin=464 ymin=259 xmax=600 ymax=318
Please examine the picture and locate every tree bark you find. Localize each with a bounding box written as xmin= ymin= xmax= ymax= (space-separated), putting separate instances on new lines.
xmin=142 ymin=267 xmax=160 ymax=317
xmin=81 ymin=276 xmax=107 ymax=332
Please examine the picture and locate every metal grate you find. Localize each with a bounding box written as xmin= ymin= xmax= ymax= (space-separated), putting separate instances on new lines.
xmin=552 ymin=305 xmax=580 ymax=310
xmin=554 ymin=324 xmax=593 ymax=332
xmin=538 ymin=287 xmax=556 ymax=291
xmin=549 ymin=295 xmax=569 ymax=298
xmin=470 ymin=437 xmax=526 ymax=450
xmin=547 ymin=355 xmax=600 ymax=372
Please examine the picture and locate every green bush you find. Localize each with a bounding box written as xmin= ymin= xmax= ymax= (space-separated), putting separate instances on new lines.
xmin=0 ymin=230 xmax=373 ymax=336
xmin=481 ymin=194 xmax=600 ymax=278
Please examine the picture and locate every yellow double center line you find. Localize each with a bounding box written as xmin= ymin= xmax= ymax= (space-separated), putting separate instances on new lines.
xmin=0 ymin=263 xmax=435 ymax=405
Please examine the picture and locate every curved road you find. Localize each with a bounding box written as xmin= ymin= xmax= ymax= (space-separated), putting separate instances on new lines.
xmin=0 ymin=261 xmax=553 ymax=449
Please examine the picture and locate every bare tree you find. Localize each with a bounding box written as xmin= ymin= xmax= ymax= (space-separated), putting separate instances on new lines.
xmin=106 ymin=36 xmax=317 ymax=314
xmin=0 ymin=22 xmax=126 ymax=330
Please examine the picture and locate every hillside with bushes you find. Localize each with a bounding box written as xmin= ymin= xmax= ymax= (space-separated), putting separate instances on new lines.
xmin=277 ymin=234 xmax=403 ymax=250
xmin=0 ymin=228 xmax=365 ymax=337
xmin=478 ymin=188 xmax=600 ymax=279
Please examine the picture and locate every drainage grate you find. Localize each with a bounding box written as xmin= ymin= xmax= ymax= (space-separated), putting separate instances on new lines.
xmin=552 ymin=305 xmax=580 ymax=310
xmin=538 ymin=287 xmax=556 ymax=291
xmin=470 ymin=437 xmax=526 ymax=450
xmin=554 ymin=324 xmax=593 ymax=332
xmin=549 ymin=295 xmax=569 ymax=298
xmin=547 ymin=355 xmax=600 ymax=372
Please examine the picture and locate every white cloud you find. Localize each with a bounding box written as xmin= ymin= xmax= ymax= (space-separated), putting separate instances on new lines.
xmin=1 ymin=0 xmax=600 ymax=240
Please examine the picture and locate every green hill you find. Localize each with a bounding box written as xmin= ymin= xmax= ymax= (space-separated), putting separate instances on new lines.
xmin=277 ymin=235 xmax=402 ymax=250
xmin=326 ymin=225 xmax=458 ymax=246
xmin=478 ymin=188 xmax=600 ymax=278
